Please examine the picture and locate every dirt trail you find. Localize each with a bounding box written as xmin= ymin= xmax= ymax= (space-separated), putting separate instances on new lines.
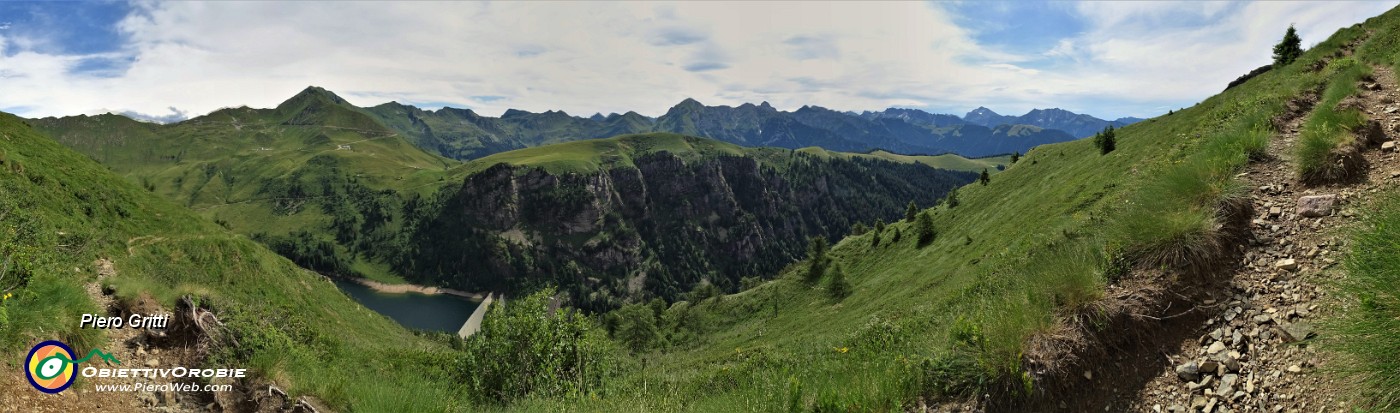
xmin=1115 ymin=66 xmax=1400 ymax=413
xmin=0 ymin=258 xmax=326 ymax=413
xmin=0 ymin=259 xmax=205 ymax=412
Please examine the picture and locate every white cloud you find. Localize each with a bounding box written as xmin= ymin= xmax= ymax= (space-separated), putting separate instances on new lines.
xmin=0 ymin=1 xmax=1395 ymax=121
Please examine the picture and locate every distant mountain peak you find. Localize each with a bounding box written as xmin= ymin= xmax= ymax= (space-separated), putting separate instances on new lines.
xmin=966 ymin=106 xmax=999 ymax=117
xmin=502 ymin=108 xmax=533 ymax=118
xmin=275 ymin=86 xmax=353 ymax=113
xmin=665 ymin=98 xmax=706 ymax=116
xmin=293 ymin=86 xmax=348 ymax=105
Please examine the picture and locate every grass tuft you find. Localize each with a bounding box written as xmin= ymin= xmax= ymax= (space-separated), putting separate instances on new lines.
xmin=1333 ymin=192 xmax=1400 ymax=410
xmin=1296 ymin=59 xmax=1373 ymax=183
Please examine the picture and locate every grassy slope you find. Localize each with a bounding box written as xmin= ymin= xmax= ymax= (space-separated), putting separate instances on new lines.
xmin=0 ymin=112 xmax=466 ymax=411
xmin=445 ymin=133 xmax=751 ymax=177
xmin=501 ymin=16 xmax=1384 ymax=412
xmin=796 ymin=147 xmax=1012 ymax=173
xmin=1331 ymin=8 xmax=1400 ymax=411
xmin=445 ymin=132 xmax=1000 ymax=184
xmin=34 ymin=94 xmax=456 ymax=235
xmin=35 ymin=97 xmax=458 ymax=284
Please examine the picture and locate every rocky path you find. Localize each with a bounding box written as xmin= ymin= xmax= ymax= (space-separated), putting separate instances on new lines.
xmin=1121 ymin=66 xmax=1400 ymax=413
xmin=0 ymin=259 xmax=199 ymax=412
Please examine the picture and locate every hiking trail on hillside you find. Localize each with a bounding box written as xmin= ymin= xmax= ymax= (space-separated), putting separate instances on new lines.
xmin=1105 ymin=65 xmax=1400 ymax=413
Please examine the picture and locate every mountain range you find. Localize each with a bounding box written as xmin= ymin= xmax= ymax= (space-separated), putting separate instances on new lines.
xmin=358 ymin=89 xmax=1139 ymax=160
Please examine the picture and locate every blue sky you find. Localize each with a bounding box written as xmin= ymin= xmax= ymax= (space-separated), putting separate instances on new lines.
xmin=0 ymin=1 xmax=1395 ymax=122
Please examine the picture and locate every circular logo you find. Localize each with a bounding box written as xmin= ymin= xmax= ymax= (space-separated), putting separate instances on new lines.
xmin=25 ymin=340 xmax=76 ymax=394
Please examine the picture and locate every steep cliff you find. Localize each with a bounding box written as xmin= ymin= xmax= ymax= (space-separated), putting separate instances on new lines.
xmin=393 ymin=151 xmax=973 ymax=309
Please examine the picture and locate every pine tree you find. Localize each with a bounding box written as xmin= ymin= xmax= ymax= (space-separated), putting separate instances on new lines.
xmin=905 ymin=201 xmax=918 ymax=222
xmin=874 ymin=218 xmax=886 ymax=234
xmin=1273 ymin=25 xmax=1303 ymax=66
xmin=892 ymin=227 xmax=902 ymax=243
xmin=978 ymin=169 xmax=990 ymax=185
xmin=1093 ymin=125 xmax=1117 ymax=154
xmin=916 ymin=211 xmax=936 ymax=247
xmin=1010 ymin=152 xmax=1020 ymax=164
xmin=944 ymin=187 xmax=960 ymax=209
xmin=805 ymin=236 xmax=830 ymax=283
xmin=827 ymin=263 xmax=851 ymax=299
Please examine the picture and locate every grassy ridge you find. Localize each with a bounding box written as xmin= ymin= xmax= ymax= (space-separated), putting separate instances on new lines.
xmin=444 ymin=133 xmax=750 ymax=178
xmin=0 ymin=112 xmax=467 ymax=411
xmin=795 ymin=147 xmax=1011 ymax=174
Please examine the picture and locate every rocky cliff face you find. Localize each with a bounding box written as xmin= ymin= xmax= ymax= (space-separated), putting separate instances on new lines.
xmin=394 ymin=152 xmax=973 ymax=309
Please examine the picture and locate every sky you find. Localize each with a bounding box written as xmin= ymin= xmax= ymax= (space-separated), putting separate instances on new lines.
xmin=0 ymin=1 xmax=1394 ymax=122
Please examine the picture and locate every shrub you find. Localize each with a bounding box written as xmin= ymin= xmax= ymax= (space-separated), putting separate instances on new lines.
xmin=1010 ymin=152 xmax=1020 ymax=164
xmin=460 ymin=288 xmax=614 ymax=404
xmin=740 ymin=276 xmax=763 ymax=291
xmin=613 ymin=303 xmax=660 ymax=351
xmin=944 ymin=187 xmax=960 ymax=209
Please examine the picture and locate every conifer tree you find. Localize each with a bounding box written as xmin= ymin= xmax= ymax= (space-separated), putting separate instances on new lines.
xmin=905 ymin=201 xmax=918 ymax=222
xmin=1273 ymin=25 xmax=1303 ymax=66
xmin=827 ymin=263 xmax=851 ymax=299
xmin=916 ymin=211 xmax=936 ymax=247
xmin=978 ymin=169 xmax=990 ymax=185
xmin=1093 ymin=125 xmax=1117 ymax=154
xmin=805 ymin=236 xmax=830 ymax=283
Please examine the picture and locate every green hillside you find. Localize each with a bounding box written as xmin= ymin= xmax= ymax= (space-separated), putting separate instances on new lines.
xmin=0 ymin=111 xmax=469 ymax=411
xmin=796 ymin=147 xmax=1012 ymax=173
xmin=492 ymin=12 xmax=1396 ymax=411
xmin=33 ymin=88 xmax=458 ymax=283
xmin=447 ymin=132 xmax=752 ymax=177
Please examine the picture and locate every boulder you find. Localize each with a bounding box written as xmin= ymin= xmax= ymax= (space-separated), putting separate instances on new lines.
xmin=1281 ymin=322 xmax=1315 ymax=342
xmin=1176 ymin=361 xmax=1201 ymax=382
xmin=1383 ymin=141 xmax=1397 ymax=152
xmin=1274 ymin=258 xmax=1299 ymax=271
xmin=1297 ymin=194 xmax=1337 ymax=217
